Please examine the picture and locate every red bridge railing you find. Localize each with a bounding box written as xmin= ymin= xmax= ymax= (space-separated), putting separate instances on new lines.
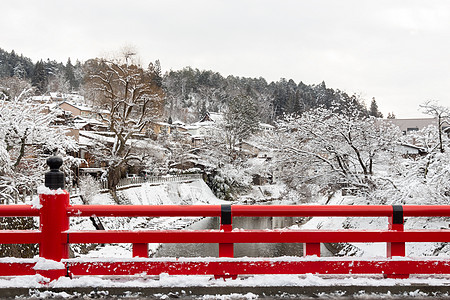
xmin=1 ymin=157 xmax=450 ymax=281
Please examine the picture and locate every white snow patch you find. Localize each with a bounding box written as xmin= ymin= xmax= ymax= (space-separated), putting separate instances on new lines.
xmin=37 ymin=186 xmax=67 ymax=196
xmin=33 ymin=257 xmax=65 ymax=270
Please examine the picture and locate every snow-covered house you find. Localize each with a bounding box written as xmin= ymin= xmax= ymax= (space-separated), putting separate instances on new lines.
xmin=73 ymin=116 xmax=108 ymax=132
xmin=150 ymin=121 xmax=172 ymax=136
xmin=31 ymin=95 xmax=53 ymax=103
xmin=259 ymin=123 xmax=275 ymax=132
xmin=397 ymin=143 xmax=427 ymax=157
xmin=58 ymin=101 xmax=109 ymax=121
xmin=236 ymin=141 xmax=261 ymax=157
xmin=384 ymin=118 xmax=438 ymax=135
xmin=199 ymin=112 xmax=223 ymax=123
xmin=31 ymin=93 xmax=84 ymax=104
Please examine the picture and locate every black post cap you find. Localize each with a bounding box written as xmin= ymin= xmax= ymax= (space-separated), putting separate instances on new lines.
xmin=45 ymin=156 xmax=65 ymax=190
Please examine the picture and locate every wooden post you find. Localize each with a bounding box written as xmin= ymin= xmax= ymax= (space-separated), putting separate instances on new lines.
xmin=38 ymin=156 xmax=69 ymax=280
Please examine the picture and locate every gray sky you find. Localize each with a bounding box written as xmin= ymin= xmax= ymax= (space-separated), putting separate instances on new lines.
xmin=2 ymin=0 xmax=450 ymax=118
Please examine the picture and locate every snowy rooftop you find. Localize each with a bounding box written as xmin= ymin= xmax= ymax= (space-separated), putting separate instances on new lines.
xmin=60 ymin=101 xmax=110 ymax=114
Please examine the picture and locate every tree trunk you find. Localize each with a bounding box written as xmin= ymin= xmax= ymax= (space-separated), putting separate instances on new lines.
xmin=107 ymin=166 xmax=121 ymax=192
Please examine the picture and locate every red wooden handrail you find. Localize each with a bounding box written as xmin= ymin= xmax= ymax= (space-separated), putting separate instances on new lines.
xmin=67 ymin=204 xmax=222 ymax=217
xmin=65 ymin=204 xmax=450 ymax=218
xmin=66 ymin=229 xmax=450 ymax=244
xmin=3 ymin=203 xmax=450 ymax=219
xmin=0 ymin=205 xmax=40 ymax=217
xmin=3 ymin=197 xmax=450 ymax=280
xmin=0 ymin=231 xmax=41 ymax=244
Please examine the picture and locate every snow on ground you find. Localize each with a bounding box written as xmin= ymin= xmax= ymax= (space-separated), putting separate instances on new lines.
xmin=70 ymin=179 xmax=226 ymax=258
xmin=121 ymin=179 xmax=225 ymax=206
xmin=2 ymin=273 xmax=450 ymax=289
xmin=239 ymin=183 xmax=287 ymax=203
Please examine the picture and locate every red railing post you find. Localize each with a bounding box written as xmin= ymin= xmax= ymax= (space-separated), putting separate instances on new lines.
xmin=38 ymin=157 xmax=69 ymax=280
xmin=216 ymin=204 xmax=236 ymax=280
xmin=387 ymin=205 xmax=405 ymax=257
xmin=132 ymin=243 xmax=148 ymax=257
xmin=219 ymin=204 xmax=233 ymax=258
xmin=386 ymin=205 xmax=408 ymax=279
xmin=303 ymin=242 xmax=321 ymax=257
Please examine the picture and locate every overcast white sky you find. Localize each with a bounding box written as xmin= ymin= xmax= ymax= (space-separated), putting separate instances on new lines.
xmin=2 ymin=0 xmax=450 ymax=118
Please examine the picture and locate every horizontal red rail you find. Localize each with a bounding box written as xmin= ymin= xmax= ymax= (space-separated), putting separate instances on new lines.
xmin=67 ymin=205 xmax=222 ymax=217
xmin=0 ymin=205 xmax=40 ymax=217
xmin=3 ymin=258 xmax=450 ymax=277
xmin=0 ymin=231 xmax=41 ymax=244
xmin=66 ymin=229 xmax=450 ymax=244
xmin=232 ymin=205 xmax=394 ymax=217
xmin=402 ymin=206 xmax=450 ymax=217
xmin=0 ymin=261 xmax=36 ymax=276
xmin=1 ymin=204 xmax=450 ymax=218
xmin=66 ymin=205 xmax=450 ymax=218
xmin=66 ymin=259 xmax=450 ymax=276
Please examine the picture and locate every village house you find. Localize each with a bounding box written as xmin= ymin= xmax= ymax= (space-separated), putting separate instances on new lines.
xmin=236 ymin=141 xmax=261 ymax=157
xmin=385 ymin=118 xmax=438 ymax=135
xmin=58 ymin=101 xmax=110 ymax=121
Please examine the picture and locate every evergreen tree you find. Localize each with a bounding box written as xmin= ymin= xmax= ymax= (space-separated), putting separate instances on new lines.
xmin=13 ymin=63 xmax=26 ymax=79
xmin=223 ymin=95 xmax=260 ymax=152
xmin=369 ymin=97 xmax=383 ymax=118
xmin=387 ymin=112 xmax=396 ymax=119
xmin=31 ymin=60 xmax=47 ymax=93
xmin=64 ymin=58 xmax=76 ymax=90
xmin=148 ymin=60 xmax=162 ymax=88
xmin=0 ymin=49 xmax=34 ymax=79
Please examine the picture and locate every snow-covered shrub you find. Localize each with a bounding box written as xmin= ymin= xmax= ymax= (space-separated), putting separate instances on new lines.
xmin=79 ymin=175 xmax=101 ymax=204
xmin=0 ymin=97 xmax=79 ymax=203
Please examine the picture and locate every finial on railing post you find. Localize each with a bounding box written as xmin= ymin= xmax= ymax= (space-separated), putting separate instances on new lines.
xmin=45 ymin=156 xmax=65 ymax=190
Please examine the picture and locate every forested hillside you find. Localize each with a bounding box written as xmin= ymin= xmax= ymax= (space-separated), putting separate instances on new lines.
xmin=0 ymin=48 xmax=382 ymax=122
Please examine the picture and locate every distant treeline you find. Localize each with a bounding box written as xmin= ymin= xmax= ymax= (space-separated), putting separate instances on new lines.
xmin=0 ymin=48 xmax=383 ymax=122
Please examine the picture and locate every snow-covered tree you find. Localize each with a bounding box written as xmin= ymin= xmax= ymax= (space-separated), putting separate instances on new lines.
xmin=46 ymin=69 xmax=70 ymax=93
xmin=420 ymin=100 xmax=450 ymax=153
xmin=372 ymin=140 xmax=450 ymax=206
xmin=0 ymin=97 xmax=78 ymax=203
xmin=0 ymin=76 xmax=34 ymax=102
xmin=222 ymin=95 xmax=259 ymax=154
xmin=271 ymin=108 xmax=401 ymax=194
xmin=85 ymin=49 xmax=164 ymax=191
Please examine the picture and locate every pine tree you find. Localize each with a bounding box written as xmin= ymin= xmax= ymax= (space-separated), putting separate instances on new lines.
xmin=31 ymin=60 xmax=47 ymax=93
xmin=223 ymin=95 xmax=260 ymax=152
xmin=369 ymin=97 xmax=383 ymax=118
xmin=64 ymin=58 xmax=76 ymax=90
xmin=387 ymin=112 xmax=396 ymax=119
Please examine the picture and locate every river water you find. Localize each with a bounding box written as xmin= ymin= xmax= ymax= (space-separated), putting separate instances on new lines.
xmin=154 ymin=216 xmax=305 ymax=258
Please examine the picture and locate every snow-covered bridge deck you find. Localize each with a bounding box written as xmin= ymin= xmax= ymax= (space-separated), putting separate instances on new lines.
xmin=1 ymin=274 xmax=450 ymax=298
